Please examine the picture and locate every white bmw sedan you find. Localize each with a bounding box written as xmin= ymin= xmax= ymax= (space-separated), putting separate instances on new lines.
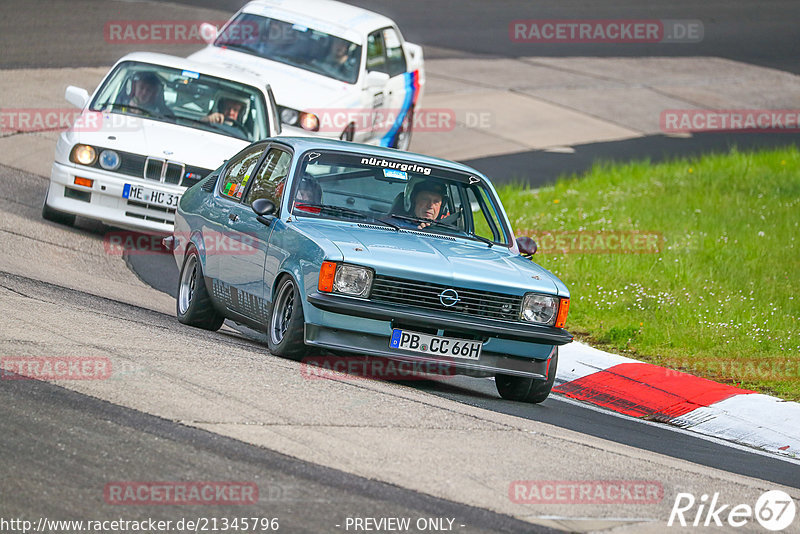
xmin=43 ymin=52 xmax=281 ymax=233
xmin=189 ymin=0 xmax=425 ymax=151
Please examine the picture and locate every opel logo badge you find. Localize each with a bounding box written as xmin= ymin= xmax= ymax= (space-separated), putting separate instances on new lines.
xmin=439 ymin=288 xmax=460 ymax=307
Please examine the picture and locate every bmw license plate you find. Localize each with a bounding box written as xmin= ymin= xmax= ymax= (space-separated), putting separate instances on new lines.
xmin=123 ymin=184 xmax=180 ymax=209
xmin=389 ymin=329 xmax=482 ymax=360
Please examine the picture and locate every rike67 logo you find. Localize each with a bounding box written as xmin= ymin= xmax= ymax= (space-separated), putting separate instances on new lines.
xmin=668 ymin=490 xmax=796 ymax=531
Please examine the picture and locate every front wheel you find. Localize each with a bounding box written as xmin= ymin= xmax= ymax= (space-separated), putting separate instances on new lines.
xmin=495 ymin=350 xmax=558 ymax=403
xmin=41 ymin=191 xmax=76 ymax=226
xmin=267 ymin=276 xmax=306 ymax=360
xmin=177 ymin=247 xmax=225 ymax=331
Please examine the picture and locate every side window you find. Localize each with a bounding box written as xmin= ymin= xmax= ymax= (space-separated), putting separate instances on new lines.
xmin=219 ymin=144 xmax=266 ymax=200
xmin=244 ymin=148 xmax=292 ymax=206
xmin=466 ymin=187 xmax=508 ymax=245
xmin=383 ymin=28 xmax=407 ymax=77
xmin=366 ymin=31 xmax=387 ymax=73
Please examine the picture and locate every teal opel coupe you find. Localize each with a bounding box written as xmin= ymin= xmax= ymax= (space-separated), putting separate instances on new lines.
xmin=168 ymin=138 xmax=571 ymax=403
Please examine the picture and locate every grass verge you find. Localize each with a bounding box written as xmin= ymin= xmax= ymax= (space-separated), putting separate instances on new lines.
xmin=500 ymin=146 xmax=800 ymax=401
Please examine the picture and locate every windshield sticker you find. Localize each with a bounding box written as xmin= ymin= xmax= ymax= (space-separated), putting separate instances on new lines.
xmin=383 ymin=169 xmax=408 ymax=181
xmin=181 ymin=70 xmax=199 ymax=79
xmin=360 ymin=156 xmax=431 ymax=176
xmin=292 ymin=23 xmax=309 ymax=32
xmin=469 ymin=176 xmax=480 ymax=184
xmin=307 ymin=152 xmax=321 ymax=161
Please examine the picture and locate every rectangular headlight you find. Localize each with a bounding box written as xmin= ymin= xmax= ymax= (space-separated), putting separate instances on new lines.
xmin=332 ymin=264 xmax=373 ymax=298
xmin=520 ymin=293 xmax=559 ymax=325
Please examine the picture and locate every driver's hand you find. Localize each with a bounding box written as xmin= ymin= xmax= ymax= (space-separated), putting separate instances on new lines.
xmin=417 ymin=221 xmax=432 ymax=229
xmin=204 ymin=112 xmax=225 ymax=124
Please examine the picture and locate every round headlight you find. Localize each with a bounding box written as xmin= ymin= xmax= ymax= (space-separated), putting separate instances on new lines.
xmin=520 ymin=293 xmax=558 ymax=325
xmin=299 ymin=112 xmax=320 ymax=132
xmin=280 ymin=108 xmax=298 ymax=125
xmin=99 ymin=149 xmax=121 ymax=171
xmin=333 ymin=264 xmax=373 ymax=298
xmin=71 ymin=144 xmax=97 ymax=166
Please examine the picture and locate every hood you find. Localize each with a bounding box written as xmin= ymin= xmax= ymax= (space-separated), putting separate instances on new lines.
xmin=70 ymin=112 xmax=249 ymax=170
xmin=293 ymin=219 xmax=562 ymax=296
xmin=188 ymin=47 xmax=358 ymax=111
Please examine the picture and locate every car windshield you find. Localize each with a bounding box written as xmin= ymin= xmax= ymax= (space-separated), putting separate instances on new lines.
xmin=215 ymin=13 xmax=362 ymax=84
xmin=292 ymin=150 xmax=512 ymax=246
xmin=90 ymin=61 xmax=271 ymax=142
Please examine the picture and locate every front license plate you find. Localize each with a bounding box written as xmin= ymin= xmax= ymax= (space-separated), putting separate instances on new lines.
xmin=389 ymin=329 xmax=482 ymax=360
xmin=123 ymin=184 xmax=180 ymax=209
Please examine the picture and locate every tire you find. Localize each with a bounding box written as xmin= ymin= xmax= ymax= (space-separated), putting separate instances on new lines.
xmin=176 ymin=246 xmax=225 ymax=331
xmin=41 ymin=191 xmax=76 ymax=226
xmin=391 ymin=108 xmax=413 ymax=151
xmin=267 ymin=276 xmax=307 ymax=360
xmin=495 ymin=349 xmax=558 ymax=403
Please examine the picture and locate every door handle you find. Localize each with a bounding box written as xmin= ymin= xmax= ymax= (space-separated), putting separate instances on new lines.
xmin=228 ymin=213 xmax=239 ymax=222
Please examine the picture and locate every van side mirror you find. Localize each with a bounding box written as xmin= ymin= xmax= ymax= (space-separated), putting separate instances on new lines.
xmin=516 ymin=236 xmax=537 ymax=258
xmin=365 ymin=71 xmax=390 ymax=88
xmin=65 ymin=86 xmax=90 ymax=109
xmin=199 ymin=22 xmax=218 ymax=44
xmin=252 ymin=198 xmax=276 ymax=226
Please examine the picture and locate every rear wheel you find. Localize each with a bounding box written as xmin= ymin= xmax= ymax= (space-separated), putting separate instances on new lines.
xmin=391 ymin=108 xmax=413 ymax=151
xmin=41 ymin=191 xmax=76 ymax=226
xmin=267 ymin=276 xmax=306 ymax=360
xmin=177 ymin=247 xmax=225 ymax=331
xmin=495 ymin=350 xmax=558 ymax=403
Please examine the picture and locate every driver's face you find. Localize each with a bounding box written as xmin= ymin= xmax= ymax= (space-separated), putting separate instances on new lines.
xmin=222 ymin=100 xmax=244 ymax=121
xmin=414 ymin=191 xmax=443 ymax=220
xmin=132 ymin=79 xmax=157 ymax=104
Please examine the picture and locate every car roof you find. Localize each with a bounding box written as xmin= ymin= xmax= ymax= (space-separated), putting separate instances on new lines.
xmin=268 ymin=137 xmax=491 ymax=181
xmin=240 ymin=0 xmax=395 ymax=40
xmin=113 ymin=52 xmax=274 ymax=91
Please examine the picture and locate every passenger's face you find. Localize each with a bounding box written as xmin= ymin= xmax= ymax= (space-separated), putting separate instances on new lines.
xmin=414 ymin=191 xmax=443 ymax=220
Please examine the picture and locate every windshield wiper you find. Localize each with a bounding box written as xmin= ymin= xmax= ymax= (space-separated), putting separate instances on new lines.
xmin=389 ymin=213 xmax=494 ymax=247
xmin=97 ymin=102 xmax=155 ymax=117
xmin=297 ymin=203 xmax=399 ymax=230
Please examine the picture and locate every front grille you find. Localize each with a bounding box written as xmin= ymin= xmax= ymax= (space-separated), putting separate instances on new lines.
xmin=144 ymin=158 xmax=162 ymax=180
xmin=370 ymin=275 xmax=522 ymax=321
xmin=164 ymin=162 xmax=183 ymax=184
xmin=82 ymin=147 xmax=210 ymax=187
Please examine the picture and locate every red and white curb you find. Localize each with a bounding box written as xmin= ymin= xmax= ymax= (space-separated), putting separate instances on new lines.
xmin=555 ymin=342 xmax=800 ymax=459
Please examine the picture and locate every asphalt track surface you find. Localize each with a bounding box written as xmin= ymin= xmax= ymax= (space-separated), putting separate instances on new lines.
xmin=0 ymin=273 xmax=550 ymax=534
xmin=3 ymin=0 xmax=800 ymax=530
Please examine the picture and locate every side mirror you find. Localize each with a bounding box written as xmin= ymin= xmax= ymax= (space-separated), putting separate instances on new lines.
xmin=252 ymin=198 xmax=276 ymax=226
xmin=199 ymin=22 xmax=218 ymax=44
xmin=517 ymin=236 xmax=537 ymax=258
xmin=365 ymin=71 xmax=390 ymax=88
xmin=65 ymin=86 xmax=90 ymax=109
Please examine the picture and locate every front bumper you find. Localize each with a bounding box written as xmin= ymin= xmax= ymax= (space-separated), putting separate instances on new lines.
xmin=305 ymin=292 xmax=570 ymax=378
xmin=307 ymin=292 xmax=573 ymax=345
xmin=305 ymin=324 xmax=555 ymax=379
xmin=47 ymin=161 xmax=183 ymax=233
